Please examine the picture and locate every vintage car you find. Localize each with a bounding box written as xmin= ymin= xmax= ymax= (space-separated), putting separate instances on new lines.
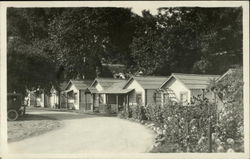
xmin=7 ymin=93 xmax=26 ymax=121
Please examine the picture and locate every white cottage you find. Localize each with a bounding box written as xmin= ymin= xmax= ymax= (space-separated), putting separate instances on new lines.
xmin=159 ymin=73 xmax=220 ymax=106
xmin=63 ymin=80 xmax=92 ymax=110
xmin=26 ymin=89 xmax=45 ymax=107
xmin=85 ymin=78 xmax=127 ymax=112
xmin=122 ymin=76 xmax=168 ymax=106
xmin=47 ymin=82 xmax=68 ymax=109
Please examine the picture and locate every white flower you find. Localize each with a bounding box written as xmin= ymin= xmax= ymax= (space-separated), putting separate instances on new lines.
xmin=163 ymin=129 xmax=166 ymax=134
xmin=227 ymin=148 xmax=235 ymax=153
xmin=212 ymin=133 xmax=218 ymax=141
xmin=229 ymin=116 xmax=234 ymax=121
xmin=191 ymin=126 xmax=197 ymax=132
xmin=157 ymin=128 xmax=163 ymax=135
xmin=215 ymin=138 xmax=221 ymax=145
xmin=190 ymin=119 xmax=196 ymax=125
xmin=226 ymin=138 xmax=235 ymax=145
xmin=168 ymin=117 xmax=172 ymax=121
xmin=163 ymin=124 xmax=168 ymax=129
xmin=153 ymin=142 xmax=161 ymax=148
xmin=217 ymin=145 xmax=225 ymax=152
xmin=198 ymin=136 xmax=206 ymax=145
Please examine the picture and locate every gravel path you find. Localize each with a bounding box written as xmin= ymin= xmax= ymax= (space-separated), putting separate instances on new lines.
xmin=8 ymin=110 xmax=154 ymax=153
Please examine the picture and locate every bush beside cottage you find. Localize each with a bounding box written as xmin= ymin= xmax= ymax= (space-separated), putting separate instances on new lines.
xmin=117 ymin=69 xmax=244 ymax=153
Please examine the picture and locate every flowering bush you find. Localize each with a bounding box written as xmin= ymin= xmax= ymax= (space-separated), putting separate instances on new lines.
xmin=120 ymin=68 xmax=243 ymax=153
xmin=130 ymin=105 xmax=147 ymax=120
xmin=143 ymin=97 xmax=217 ymax=152
xmin=157 ymin=68 xmax=243 ymax=153
xmin=146 ymin=85 xmax=243 ymax=153
xmin=145 ymin=104 xmax=163 ymax=123
xmin=211 ymin=68 xmax=244 ymax=152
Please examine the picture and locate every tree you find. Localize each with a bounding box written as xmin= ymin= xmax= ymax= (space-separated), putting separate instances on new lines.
xmin=48 ymin=8 xmax=137 ymax=80
xmin=129 ymin=10 xmax=169 ymax=75
xmin=130 ymin=7 xmax=243 ymax=75
xmin=7 ymin=8 xmax=61 ymax=94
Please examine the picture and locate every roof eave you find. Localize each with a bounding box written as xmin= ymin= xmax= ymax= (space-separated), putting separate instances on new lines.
xmin=122 ymin=76 xmax=134 ymax=89
xmin=65 ymin=80 xmax=73 ymax=90
xmin=160 ymin=74 xmax=191 ymax=91
xmin=159 ymin=74 xmax=175 ymax=88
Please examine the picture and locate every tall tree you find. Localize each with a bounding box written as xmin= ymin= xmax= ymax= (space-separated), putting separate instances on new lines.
xmin=48 ymin=8 xmax=137 ymax=80
xmin=7 ymin=8 xmax=62 ymax=93
xmin=130 ymin=7 xmax=243 ymax=75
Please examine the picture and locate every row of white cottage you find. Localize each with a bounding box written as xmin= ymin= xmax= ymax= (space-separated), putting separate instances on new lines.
xmin=44 ymin=69 xmax=236 ymax=113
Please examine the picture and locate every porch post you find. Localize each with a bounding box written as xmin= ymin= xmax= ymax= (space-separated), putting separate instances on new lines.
xmin=85 ymin=92 xmax=87 ymax=112
xmin=91 ymin=94 xmax=94 ymax=112
xmin=123 ymin=96 xmax=126 ymax=111
xmin=106 ymin=95 xmax=108 ymax=104
xmin=116 ymin=95 xmax=119 ymax=113
xmin=66 ymin=92 xmax=68 ymax=109
xmin=126 ymin=94 xmax=129 ymax=113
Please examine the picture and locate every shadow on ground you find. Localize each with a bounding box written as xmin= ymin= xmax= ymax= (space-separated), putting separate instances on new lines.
xmin=11 ymin=114 xmax=57 ymax=121
xmin=19 ymin=109 xmax=117 ymax=121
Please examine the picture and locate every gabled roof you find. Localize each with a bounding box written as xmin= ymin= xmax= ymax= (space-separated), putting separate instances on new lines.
xmin=161 ymin=73 xmax=220 ymax=89
xmin=216 ymin=68 xmax=239 ymax=82
xmin=90 ymin=78 xmax=126 ymax=90
xmin=65 ymin=80 xmax=93 ymax=90
xmin=50 ymin=82 xmax=68 ymax=92
xmin=59 ymin=82 xmax=68 ymax=91
xmin=123 ymin=76 xmax=169 ymax=89
xmin=85 ymin=87 xmax=98 ymax=94
xmin=99 ymin=81 xmax=133 ymax=94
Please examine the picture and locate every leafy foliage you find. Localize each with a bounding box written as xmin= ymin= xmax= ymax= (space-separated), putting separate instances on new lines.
xmin=48 ymin=8 xmax=137 ymax=80
xmin=7 ymin=8 xmax=62 ymax=93
xmin=130 ymin=7 xmax=242 ymax=75
xmin=7 ymin=7 xmax=243 ymax=94
xmin=124 ymin=70 xmax=243 ymax=153
xmin=211 ymin=68 xmax=244 ymax=152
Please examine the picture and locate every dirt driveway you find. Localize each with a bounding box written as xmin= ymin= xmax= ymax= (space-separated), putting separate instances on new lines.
xmin=8 ymin=110 xmax=154 ymax=153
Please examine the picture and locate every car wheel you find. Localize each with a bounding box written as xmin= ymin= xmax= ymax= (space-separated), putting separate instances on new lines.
xmin=8 ymin=109 xmax=19 ymax=121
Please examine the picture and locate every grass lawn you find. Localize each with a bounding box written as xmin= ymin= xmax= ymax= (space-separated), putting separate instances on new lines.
xmin=8 ymin=114 xmax=62 ymax=142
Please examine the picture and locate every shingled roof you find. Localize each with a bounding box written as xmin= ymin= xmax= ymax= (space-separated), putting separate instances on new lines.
xmin=99 ymin=81 xmax=133 ymax=94
xmin=216 ymin=68 xmax=239 ymax=82
xmin=161 ymin=73 xmax=220 ymax=89
xmin=65 ymin=80 xmax=93 ymax=90
xmin=91 ymin=78 xmax=126 ymax=90
xmin=124 ymin=76 xmax=169 ymax=89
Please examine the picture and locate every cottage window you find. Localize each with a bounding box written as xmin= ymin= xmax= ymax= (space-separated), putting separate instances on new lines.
xmin=180 ymin=92 xmax=188 ymax=106
xmin=163 ymin=93 xmax=169 ymax=105
xmin=99 ymin=94 xmax=104 ymax=104
xmin=136 ymin=93 xmax=142 ymax=106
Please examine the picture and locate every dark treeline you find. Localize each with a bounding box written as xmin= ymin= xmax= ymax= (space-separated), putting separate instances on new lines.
xmin=7 ymin=7 xmax=243 ymax=93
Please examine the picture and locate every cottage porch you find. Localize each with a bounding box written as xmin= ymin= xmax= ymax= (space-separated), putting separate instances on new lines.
xmin=85 ymin=87 xmax=133 ymax=114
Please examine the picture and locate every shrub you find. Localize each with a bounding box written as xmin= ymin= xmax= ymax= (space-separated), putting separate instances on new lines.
xmin=130 ymin=105 xmax=147 ymax=120
xmin=149 ymin=68 xmax=243 ymax=153
xmin=145 ymin=104 xmax=164 ymax=123
xmin=211 ymin=68 xmax=244 ymax=152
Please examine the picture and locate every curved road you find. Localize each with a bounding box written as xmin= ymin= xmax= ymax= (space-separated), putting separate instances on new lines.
xmin=8 ymin=110 xmax=154 ymax=153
